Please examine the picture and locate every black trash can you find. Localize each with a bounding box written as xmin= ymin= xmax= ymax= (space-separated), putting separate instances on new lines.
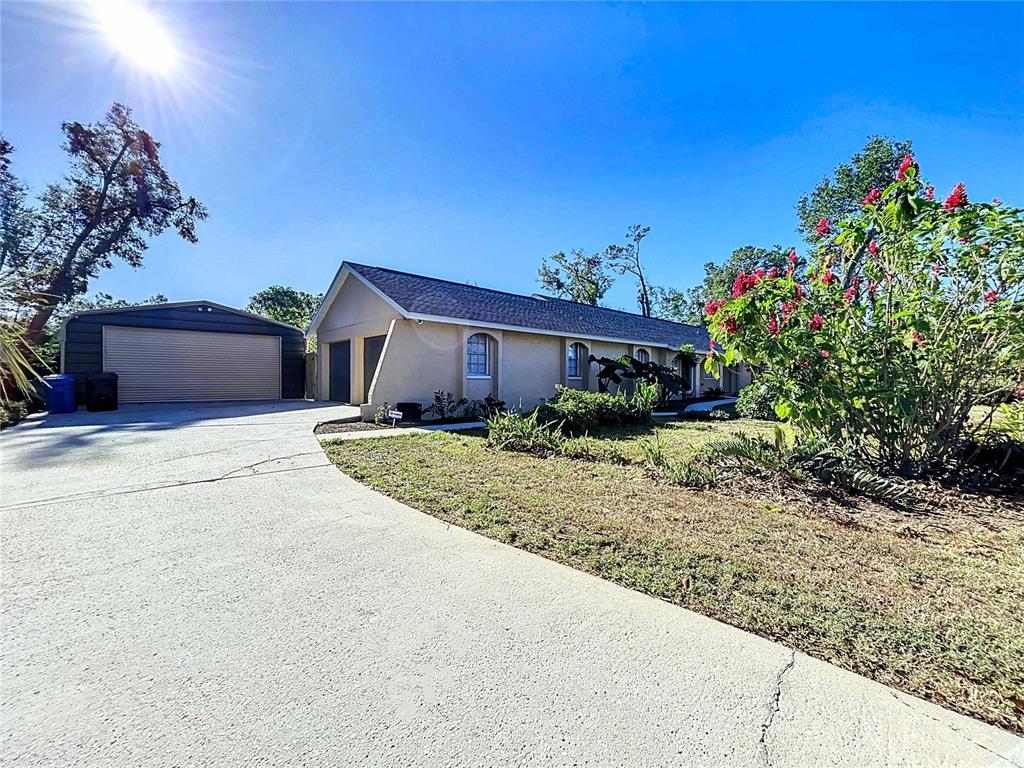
xmin=86 ymin=372 xmax=118 ymax=412
xmin=396 ymin=401 xmax=422 ymax=422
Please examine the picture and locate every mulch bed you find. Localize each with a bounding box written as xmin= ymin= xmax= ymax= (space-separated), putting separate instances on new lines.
xmin=314 ymin=418 xmax=481 ymax=435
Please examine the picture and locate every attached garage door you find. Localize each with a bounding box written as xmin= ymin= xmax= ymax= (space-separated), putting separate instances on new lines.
xmin=103 ymin=326 xmax=281 ymax=403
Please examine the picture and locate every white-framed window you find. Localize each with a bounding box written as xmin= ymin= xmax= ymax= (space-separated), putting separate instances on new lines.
xmin=567 ymin=342 xmax=587 ymax=379
xmin=635 ymin=348 xmax=650 ymax=364
xmin=467 ymin=333 xmax=490 ymax=377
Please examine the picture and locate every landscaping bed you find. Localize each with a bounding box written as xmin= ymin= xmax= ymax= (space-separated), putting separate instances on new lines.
xmin=314 ymin=417 xmax=480 ymax=435
xmin=324 ymin=419 xmax=1024 ymax=733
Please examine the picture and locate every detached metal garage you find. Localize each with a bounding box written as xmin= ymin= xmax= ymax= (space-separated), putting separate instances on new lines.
xmin=61 ymin=301 xmax=305 ymax=403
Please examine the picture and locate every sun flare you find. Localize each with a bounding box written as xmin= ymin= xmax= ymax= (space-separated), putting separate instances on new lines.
xmin=91 ymin=1 xmax=179 ymax=74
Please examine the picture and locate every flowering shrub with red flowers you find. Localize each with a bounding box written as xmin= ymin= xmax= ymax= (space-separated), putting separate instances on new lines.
xmin=703 ymin=158 xmax=1024 ymax=475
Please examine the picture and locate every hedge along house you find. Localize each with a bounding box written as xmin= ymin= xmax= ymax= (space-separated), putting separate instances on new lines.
xmin=60 ymin=301 xmax=306 ymax=403
xmin=307 ymin=263 xmax=751 ymax=419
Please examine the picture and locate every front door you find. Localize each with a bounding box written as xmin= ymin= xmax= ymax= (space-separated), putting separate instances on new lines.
xmin=329 ymin=340 xmax=351 ymax=402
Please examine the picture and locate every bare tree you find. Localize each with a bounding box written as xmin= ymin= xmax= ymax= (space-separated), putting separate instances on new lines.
xmin=606 ymin=224 xmax=653 ymax=316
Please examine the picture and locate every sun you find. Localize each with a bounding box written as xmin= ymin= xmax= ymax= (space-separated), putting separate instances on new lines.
xmin=91 ymin=1 xmax=180 ymax=75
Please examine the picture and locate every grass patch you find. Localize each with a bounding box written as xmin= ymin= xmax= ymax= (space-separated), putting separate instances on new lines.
xmin=324 ymin=421 xmax=1024 ymax=732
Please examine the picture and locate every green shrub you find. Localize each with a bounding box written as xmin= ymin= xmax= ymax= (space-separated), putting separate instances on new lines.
xmin=373 ymin=401 xmax=393 ymax=425
xmin=628 ymin=382 xmax=659 ymax=422
xmin=705 ymin=428 xmax=910 ymax=505
xmin=704 ymin=157 xmax=1024 ymax=475
xmin=537 ymin=384 xmax=656 ymax=434
xmin=486 ymin=411 xmax=563 ymax=455
xmin=735 ymin=377 xmax=783 ymax=421
xmin=0 ymin=400 xmax=28 ymax=430
xmin=560 ymin=435 xmax=625 ymax=463
xmin=665 ymin=458 xmax=718 ymax=488
xmin=638 ymin=431 xmax=669 ymax=468
xmin=424 ymin=390 xmax=469 ymax=421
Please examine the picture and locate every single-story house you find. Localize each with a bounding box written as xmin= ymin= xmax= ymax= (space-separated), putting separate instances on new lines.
xmin=307 ymin=263 xmax=750 ymax=419
xmin=61 ymin=301 xmax=306 ymax=403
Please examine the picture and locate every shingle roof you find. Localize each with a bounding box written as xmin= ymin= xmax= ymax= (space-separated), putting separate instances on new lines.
xmin=347 ymin=262 xmax=710 ymax=350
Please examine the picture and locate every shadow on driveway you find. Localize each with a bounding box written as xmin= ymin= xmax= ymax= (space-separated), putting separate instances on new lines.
xmin=2 ymin=400 xmax=357 ymax=465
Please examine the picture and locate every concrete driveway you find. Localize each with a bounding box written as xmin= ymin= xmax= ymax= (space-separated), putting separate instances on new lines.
xmin=2 ymin=402 xmax=1021 ymax=766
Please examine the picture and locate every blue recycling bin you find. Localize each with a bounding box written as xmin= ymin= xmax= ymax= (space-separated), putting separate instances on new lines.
xmin=43 ymin=374 xmax=77 ymax=414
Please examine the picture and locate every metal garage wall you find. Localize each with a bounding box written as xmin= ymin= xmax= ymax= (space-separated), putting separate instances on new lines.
xmin=103 ymin=326 xmax=282 ymax=402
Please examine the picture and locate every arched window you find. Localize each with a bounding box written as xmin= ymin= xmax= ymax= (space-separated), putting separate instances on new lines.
xmin=635 ymin=348 xmax=650 ymax=364
xmin=567 ymin=342 xmax=587 ymax=379
xmin=467 ymin=333 xmax=491 ymax=377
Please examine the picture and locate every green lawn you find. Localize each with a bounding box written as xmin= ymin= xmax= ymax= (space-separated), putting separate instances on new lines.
xmin=324 ymin=418 xmax=1024 ymax=732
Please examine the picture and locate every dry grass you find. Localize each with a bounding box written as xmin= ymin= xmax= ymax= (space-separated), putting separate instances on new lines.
xmin=324 ymin=419 xmax=1024 ymax=732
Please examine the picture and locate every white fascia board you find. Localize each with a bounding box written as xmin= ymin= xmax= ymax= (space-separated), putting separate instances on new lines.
xmin=406 ymin=313 xmax=707 ymax=353
xmin=306 ymin=265 xmax=412 ymax=338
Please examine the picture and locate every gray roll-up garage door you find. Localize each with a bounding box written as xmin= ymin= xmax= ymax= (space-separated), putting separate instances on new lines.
xmin=103 ymin=326 xmax=281 ymax=403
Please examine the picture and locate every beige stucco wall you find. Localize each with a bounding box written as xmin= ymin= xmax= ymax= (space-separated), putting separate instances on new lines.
xmin=366 ymin=320 xmax=462 ymax=407
xmin=314 ymin=276 xmax=742 ymax=414
xmin=315 ymin=275 xmax=401 ymax=404
xmin=502 ymin=331 xmax=562 ymax=410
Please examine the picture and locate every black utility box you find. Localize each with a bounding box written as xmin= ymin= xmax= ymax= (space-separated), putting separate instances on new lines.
xmin=86 ymin=372 xmax=118 ymax=412
xmin=396 ymin=402 xmax=422 ymax=422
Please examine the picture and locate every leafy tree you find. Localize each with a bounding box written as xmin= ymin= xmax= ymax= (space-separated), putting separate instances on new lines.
xmin=705 ymin=156 xmax=1024 ymax=476
xmin=34 ymin=292 xmax=169 ymax=371
xmin=246 ymin=285 xmax=323 ymax=329
xmin=796 ymin=135 xmax=912 ymax=242
xmin=2 ymin=103 xmax=206 ymax=345
xmin=537 ymin=249 xmax=613 ymax=305
xmin=649 ymin=285 xmax=689 ymax=323
xmin=669 ymin=245 xmax=797 ymax=325
xmin=606 ymin=224 xmax=653 ymax=316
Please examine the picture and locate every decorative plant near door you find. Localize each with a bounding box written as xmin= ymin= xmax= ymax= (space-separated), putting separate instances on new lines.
xmin=424 ymin=389 xmax=470 ymax=421
xmin=588 ymin=351 xmax=691 ymax=406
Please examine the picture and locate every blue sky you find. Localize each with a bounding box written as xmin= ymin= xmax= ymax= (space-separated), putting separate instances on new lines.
xmin=3 ymin=2 xmax=1023 ymax=314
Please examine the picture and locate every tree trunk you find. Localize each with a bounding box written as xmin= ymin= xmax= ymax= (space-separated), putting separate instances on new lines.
xmin=24 ymin=300 xmax=58 ymax=346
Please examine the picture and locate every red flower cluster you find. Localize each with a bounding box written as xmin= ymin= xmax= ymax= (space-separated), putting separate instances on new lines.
xmin=944 ymin=182 xmax=967 ymax=212
xmin=868 ymin=281 xmax=878 ymax=299
xmin=932 ymin=262 xmax=943 ymax=276
xmin=984 ymin=289 xmax=999 ymax=306
xmin=723 ymin=316 xmax=739 ymax=335
xmin=815 ymin=218 xmax=831 ymax=237
xmin=731 ymin=271 xmax=760 ymax=299
xmin=819 ymin=270 xmax=835 ymax=286
xmin=794 ymin=283 xmax=804 ymax=300
xmin=808 ymin=313 xmax=824 ymax=331
xmin=863 ymin=187 xmax=882 ymax=206
xmin=868 ymin=239 xmax=879 ymax=255
xmin=993 ymin=197 xmax=1002 ymax=206
xmin=820 ymin=349 xmax=830 ymax=359
xmin=911 ymin=330 xmax=924 ymax=349
xmin=925 ymin=186 xmax=935 ymax=200
xmin=705 ymin=298 xmax=727 ymax=316
xmin=780 ymin=300 xmax=797 ymax=321
xmin=706 ymin=350 xmax=714 ymax=361
xmin=765 ymin=266 xmax=779 ymax=280
xmin=897 ymin=154 xmax=916 ymax=180
xmin=767 ymin=312 xmax=780 ymax=337
xmin=844 ymin=287 xmax=856 ymax=303
xmin=788 ymin=249 xmax=798 ymax=265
